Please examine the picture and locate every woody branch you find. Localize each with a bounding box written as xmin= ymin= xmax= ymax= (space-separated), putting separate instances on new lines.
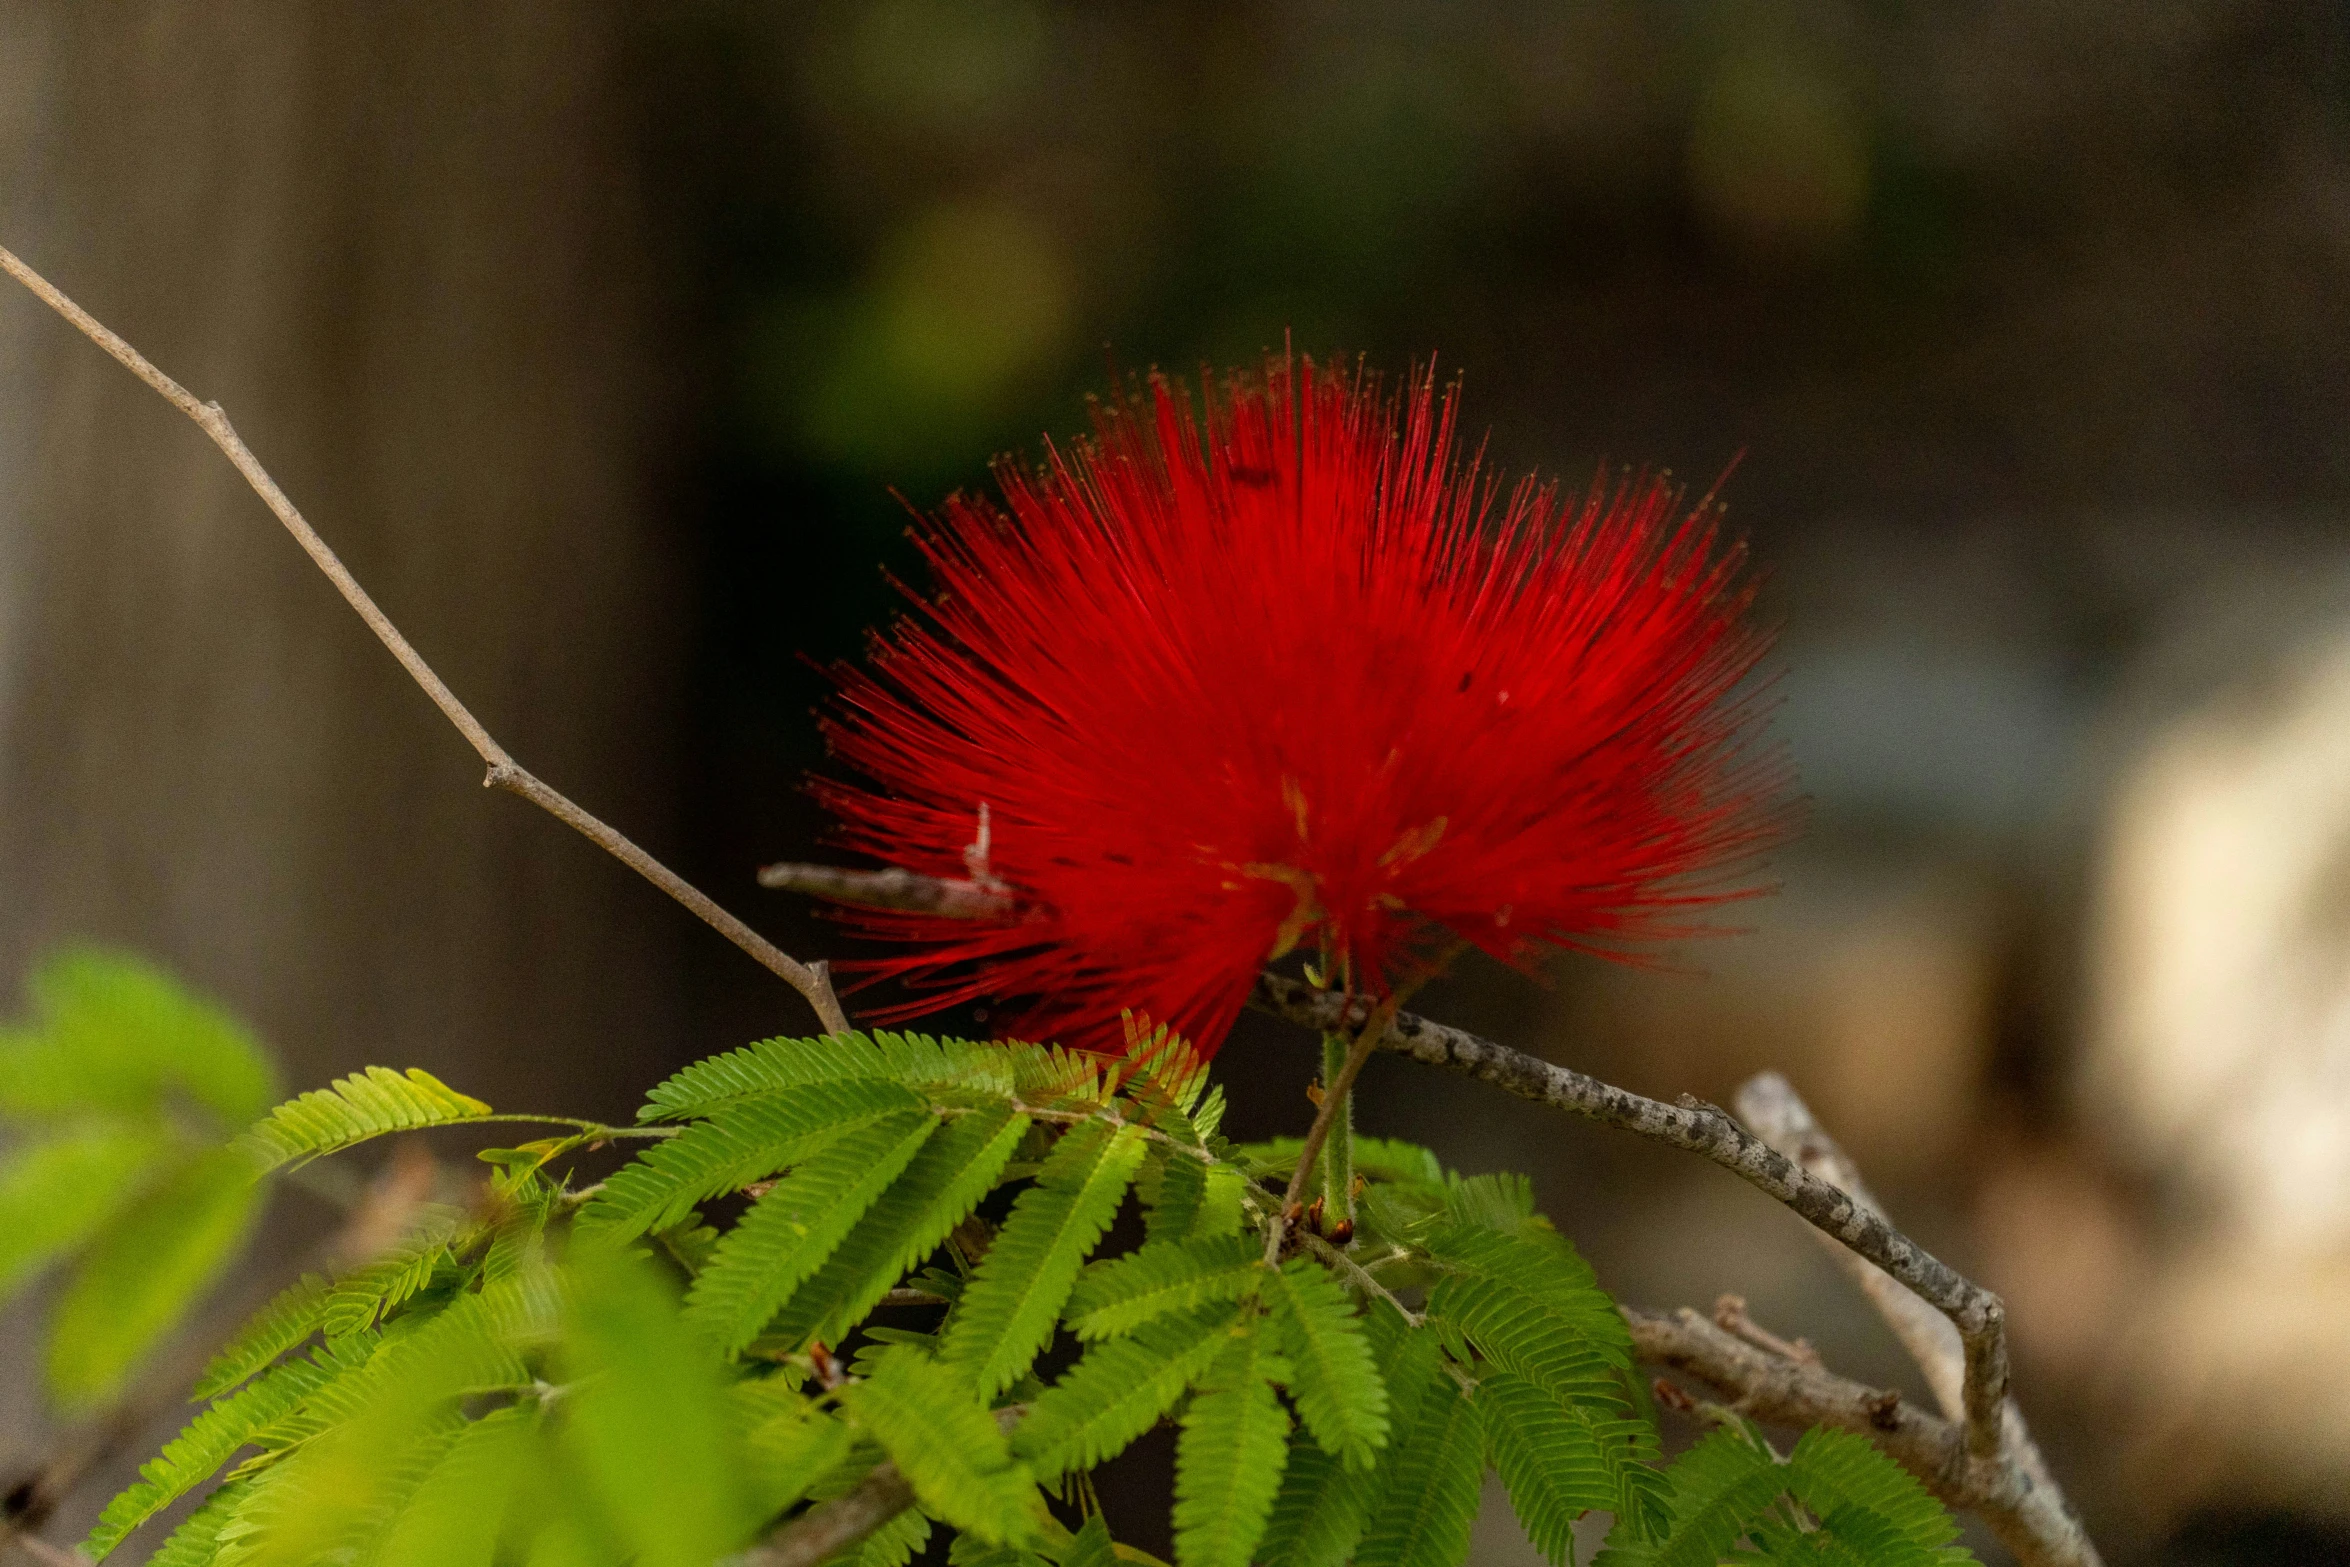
xmin=0 ymin=243 xmax=849 ymax=1039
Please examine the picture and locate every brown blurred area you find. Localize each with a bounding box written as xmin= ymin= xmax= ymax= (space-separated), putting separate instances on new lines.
xmin=7 ymin=2 xmax=2350 ymax=1562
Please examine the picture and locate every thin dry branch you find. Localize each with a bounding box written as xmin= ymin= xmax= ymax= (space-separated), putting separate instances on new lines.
xmin=0 ymin=243 xmax=848 ymax=1037
xmin=1627 ymin=1304 xmax=2099 ymax=1567
xmin=758 ymin=861 xmax=1013 ymax=921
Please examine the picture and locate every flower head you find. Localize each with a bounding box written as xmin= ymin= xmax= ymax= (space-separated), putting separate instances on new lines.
xmin=817 ymin=358 xmax=1787 ymax=1052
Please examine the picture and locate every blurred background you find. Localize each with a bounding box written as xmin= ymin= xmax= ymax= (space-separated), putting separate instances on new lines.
xmin=3 ymin=2 xmax=2349 ymax=1562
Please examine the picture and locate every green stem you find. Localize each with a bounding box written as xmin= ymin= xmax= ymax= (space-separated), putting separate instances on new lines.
xmin=1316 ymin=1033 xmax=1354 ymax=1230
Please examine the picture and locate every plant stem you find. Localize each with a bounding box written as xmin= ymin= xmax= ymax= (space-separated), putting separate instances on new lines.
xmin=1263 ymin=1000 xmax=1391 ymax=1266
xmin=1316 ymin=1033 xmax=1354 ymax=1228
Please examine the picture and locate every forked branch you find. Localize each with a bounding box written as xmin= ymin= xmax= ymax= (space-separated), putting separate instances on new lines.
xmin=0 ymin=244 xmax=847 ymax=1036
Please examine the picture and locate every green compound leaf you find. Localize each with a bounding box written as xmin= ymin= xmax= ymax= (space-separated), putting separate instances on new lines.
xmin=1139 ymin=1152 xmax=1246 ymax=1244
xmin=321 ymin=1208 xmax=465 ymax=1338
xmin=0 ymin=1125 xmax=173 ymax=1301
xmin=191 ymin=1272 xmax=335 ymax=1401
xmin=237 ymin=1067 xmax=492 ymax=1175
xmin=1480 ymin=1370 xmax=1624 ymax=1566
xmin=562 ymin=1248 xmax=761 ymax=1567
xmin=1259 ymin=1298 xmax=1423 ymax=1567
xmin=1014 ymin=1302 xmax=1242 ymax=1479
xmin=761 ymin=1099 xmax=1029 ymax=1350
xmin=144 ymin=1481 xmax=249 ymax=1567
xmin=941 ymin=1119 xmax=1148 ymax=1396
xmin=1352 ymin=1349 xmax=1482 ymax=1567
xmin=1062 ymin=1234 xmax=1262 ymax=1341
xmin=83 ymin=1352 xmax=348 ymax=1560
xmin=577 ymin=1078 xmax=930 ymax=1244
xmin=1593 ymin=1427 xmax=1787 ymax=1567
xmin=0 ymin=949 xmax=280 ymax=1127
xmin=1782 ymin=1428 xmax=1976 ymax=1565
xmin=1424 ymin=1223 xmax=1631 ymax=1407
xmin=1263 ymin=1257 xmax=1388 ymax=1469
xmin=838 ymin=1347 xmax=1038 ymax=1545
xmin=640 ymin=1030 xmax=1036 ymax=1122
xmin=732 ymin=1380 xmax=855 ymax=1515
xmin=374 ymin=1403 xmax=537 ymax=1567
xmin=1171 ymin=1320 xmax=1292 ymax=1567
xmin=685 ymin=1109 xmax=940 ymax=1352
xmin=48 ymin=1145 xmax=262 ymax=1409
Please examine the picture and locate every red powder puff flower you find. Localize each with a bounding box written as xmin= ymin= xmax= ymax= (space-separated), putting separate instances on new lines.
xmin=815 ymin=357 xmax=1787 ymax=1054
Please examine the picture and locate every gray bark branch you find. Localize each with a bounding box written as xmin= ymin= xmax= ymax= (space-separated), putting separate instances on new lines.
xmin=1246 ymin=971 xmax=2012 ymax=1442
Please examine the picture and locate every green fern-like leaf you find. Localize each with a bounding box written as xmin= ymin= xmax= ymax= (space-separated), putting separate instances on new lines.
xmin=1259 ymin=1298 xmax=1423 ymax=1567
xmin=48 ymin=1146 xmax=263 ymax=1409
xmin=238 ymin=1067 xmax=492 ymax=1175
xmin=762 ymin=1099 xmax=1029 ymax=1349
xmin=562 ymin=1247 xmax=761 ymax=1567
xmin=855 ymin=1506 xmax=934 ymax=1567
xmin=1139 ymin=1152 xmax=1246 ymax=1244
xmin=687 ymin=1109 xmax=940 ymax=1351
xmin=577 ymin=1078 xmax=930 ymax=1244
xmin=373 ymin=1403 xmax=536 ymax=1567
xmin=1014 ymin=1303 xmax=1242 ymax=1479
xmin=838 ymin=1347 xmax=1038 ymax=1545
xmin=1171 ymin=1320 xmax=1292 ymax=1567
xmin=1351 ymin=1351 xmax=1482 ymax=1567
xmin=192 ymin=1274 xmax=333 ymax=1401
xmin=0 ymin=1125 xmax=172 ymax=1300
xmin=733 ymin=1380 xmax=855 ymax=1514
xmin=322 ymin=1208 xmax=465 ymax=1338
xmin=1783 ymin=1428 xmax=1976 ymax=1565
xmin=941 ymin=1119 xmax=1148 ymax=1395
xmin=1479 ymin=1370 xmax=1625 ymax=1566
xmin=143 ymin=1481 xmax=248 ymax=1567
xmin=218 ymin=1273 xmax=560 ymax=1567
xmin=639 ymin=1030 xmax=1032 ymax=1122
xmin=0 ymin=949 xmax=280 ymax=1127
xmin=1059 ymin=1512 xmax=1118 ymax=1567
xmin=1263 ymin=1257 xmax=1388 ymax=1469
xmin=1423 ymin=1223 xmax=1631 ymax=1409
xmin=1592 ymin=1427 xmax=1787 ymax=1567
xmin=83 ymin=1353 xmax=346 ymax=1559
xmin=1063 ymin=1235 xmax=1262 ymax=1340
xmin=1441 ymin=1173 xmax=1536 ymax=1235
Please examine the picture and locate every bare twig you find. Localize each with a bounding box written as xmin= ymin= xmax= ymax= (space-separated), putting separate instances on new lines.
xmin=1626 ymin=1304 xmax=2098 ymax=1567
xmin=1711 ymin=1293 xmax=1820 ymax=1366
xmin=757 ymin=862 xmax=1013 ymax=921
xmin=0 ymin=243 xmax=848 ymax=1038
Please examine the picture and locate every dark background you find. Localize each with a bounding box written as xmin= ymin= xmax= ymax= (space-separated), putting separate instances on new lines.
xmin=5 ymin=3 xmax=2350 ymax=1562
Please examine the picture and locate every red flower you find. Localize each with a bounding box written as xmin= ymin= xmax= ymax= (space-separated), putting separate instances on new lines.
xmin=817 ymin=358 xmax=1786 ymax=1053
